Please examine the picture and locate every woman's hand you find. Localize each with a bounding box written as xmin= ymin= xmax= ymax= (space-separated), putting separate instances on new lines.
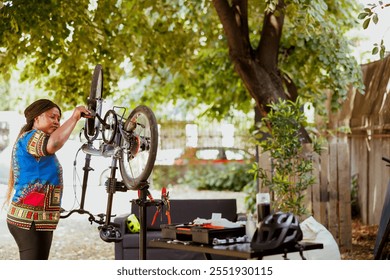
xmin=46 ymin=105 xmax=91 ymax=154
xmin=71 ymin=106 xmax=91 ymax=121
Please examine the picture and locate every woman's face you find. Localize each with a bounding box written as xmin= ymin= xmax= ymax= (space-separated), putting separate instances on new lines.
xmin=33 ymin=107 xmax=61 ymax=135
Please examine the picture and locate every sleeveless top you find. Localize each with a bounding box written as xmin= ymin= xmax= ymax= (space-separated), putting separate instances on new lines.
xmin=7 ymin=129 xmax=63 ymax=231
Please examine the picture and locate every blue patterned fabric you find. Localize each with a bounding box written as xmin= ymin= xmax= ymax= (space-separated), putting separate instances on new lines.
xmin=7 ymin=129 xmax=63 ymax=231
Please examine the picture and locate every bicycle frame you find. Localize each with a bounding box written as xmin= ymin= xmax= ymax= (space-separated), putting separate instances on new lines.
xmin=61 ymin=106 xmax=128 ymax=233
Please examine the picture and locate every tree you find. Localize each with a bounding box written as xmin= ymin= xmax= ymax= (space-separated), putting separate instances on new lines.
xmin=0 ymin=0 xmax=363 ymax=125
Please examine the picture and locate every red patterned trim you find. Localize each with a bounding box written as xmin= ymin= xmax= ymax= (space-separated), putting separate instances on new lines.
xmin=7 ymin=202 xmax=60 ymax=231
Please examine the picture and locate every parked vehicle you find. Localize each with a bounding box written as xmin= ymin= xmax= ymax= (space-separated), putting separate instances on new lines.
xmin=173 ymin=147 xmax=254 ymax=165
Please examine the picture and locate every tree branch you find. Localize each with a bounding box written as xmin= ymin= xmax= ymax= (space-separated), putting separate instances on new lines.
xmin=283 ymin=74 xmax=298 ymax=101
xmin=212 ymin=0 xmax=252 ymax=59
xmin=256 ymin=0 xmax=285 ymax=69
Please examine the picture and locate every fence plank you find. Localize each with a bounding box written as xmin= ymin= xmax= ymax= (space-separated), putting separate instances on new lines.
xmin=367 ymin=138 xmax=380 ymax=224
xmin=311 ymin=148 xmax=321 ymax=222
xmin=350 ymin=137 xmax=369 ymax=224
xmin=328 ymin=143 xmax=339 ymax=241
xmin=302 ymin=144 xmax=313 ymax=218
xmin=372 ymin=138 xmax=385 ymax=224
xmin=258 ymin=150 xmax=271 ymax=193
xmin=319 ymin=146 xmax=330 ymax=227
xmin=381 ymin=138 xmax=390 ymax=224
xmin=337 ymin=142 xmax=352 ymax=250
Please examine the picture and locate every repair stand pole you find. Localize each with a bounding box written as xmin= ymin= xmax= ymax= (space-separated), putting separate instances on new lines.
xmin=80 ymin=152 xmax=92 ymax=210
xmin=139 ymin=186 xmax=148 ymax=260
xmin=136 ymin=184 xmax=162 ymax=260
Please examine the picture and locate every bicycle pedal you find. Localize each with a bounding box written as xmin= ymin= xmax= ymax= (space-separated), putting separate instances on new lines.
xmin=99 ymin=224 xmax=123 ymax=243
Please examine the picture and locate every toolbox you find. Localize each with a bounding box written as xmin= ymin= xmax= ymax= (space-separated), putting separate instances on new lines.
xmin=160 ymin=224 xmax=194 ymax=241
xmin=161 ymin=223 xmax=245 ymax=245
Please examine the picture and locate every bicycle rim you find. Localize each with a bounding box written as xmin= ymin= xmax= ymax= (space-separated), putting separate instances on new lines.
xmin=86 ymin=64 xmax=103 ymax=137
xmin=119 ymin=105 xmax=158 ymax=190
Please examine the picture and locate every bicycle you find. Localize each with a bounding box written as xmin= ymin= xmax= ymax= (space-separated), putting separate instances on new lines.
xmin=60 ymin=64 xmax=159 ymax=245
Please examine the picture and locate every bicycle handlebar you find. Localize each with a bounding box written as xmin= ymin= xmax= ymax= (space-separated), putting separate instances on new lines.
xmin=60 ymin=209 xmax=111 ymax=225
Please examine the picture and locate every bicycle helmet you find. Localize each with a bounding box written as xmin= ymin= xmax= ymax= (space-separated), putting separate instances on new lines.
xmin=251 ymin=212 xmax=303 ymax=251
xmin=126 ymin=214 xmax=140 ymax=233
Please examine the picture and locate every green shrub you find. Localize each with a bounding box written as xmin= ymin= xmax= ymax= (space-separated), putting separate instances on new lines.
xmin=151 ymin=165 xmax=186 ymax=189
xmin=255 ymin=98 xmax=320 ymax=217
xmin=243 ymin=179 xmax=258 ymax=214
xmin=178 ymin=163 xmax=255 ymax=192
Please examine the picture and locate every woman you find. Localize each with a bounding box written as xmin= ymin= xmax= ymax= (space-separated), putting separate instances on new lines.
xmin=5 ymin=99 xmax=90 ymax=260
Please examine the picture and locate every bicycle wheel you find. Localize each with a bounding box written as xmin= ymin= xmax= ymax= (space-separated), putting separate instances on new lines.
xmin=85 ymin=64 xmax=103 ymax=140
xmin=119 ymin=105 xmax=158 ymax=190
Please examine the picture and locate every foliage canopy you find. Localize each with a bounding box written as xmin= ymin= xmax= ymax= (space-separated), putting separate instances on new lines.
xmin=0 ymin=0 xmax=363 ymax=121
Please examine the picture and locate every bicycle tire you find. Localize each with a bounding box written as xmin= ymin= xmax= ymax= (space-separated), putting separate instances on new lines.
xmin=119 ymin=105 xmax=158 ymax=190
xmin=85 ymin=64 xmax=103 ymax=139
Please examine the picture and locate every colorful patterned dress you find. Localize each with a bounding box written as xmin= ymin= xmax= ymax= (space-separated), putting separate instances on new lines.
xmin=7 ymin=129 xmax=63 ymax=231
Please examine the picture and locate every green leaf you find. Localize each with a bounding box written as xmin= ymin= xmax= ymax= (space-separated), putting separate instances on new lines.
xmin=373 ymin=13 xmax=379 ymax=24
xmin=363 ymin=18 xmax=371 ymax=29
xmin=380 ymin=46 xmax=386 ymax=59
xmin=372 ymin=46 xmax=379 ymax=55
xmin=357 ymin=12 xmax=368 ymax=19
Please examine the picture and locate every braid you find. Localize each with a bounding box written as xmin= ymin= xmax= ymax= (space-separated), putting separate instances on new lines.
xmin=19 ymin=120 xmax=34 ymax=136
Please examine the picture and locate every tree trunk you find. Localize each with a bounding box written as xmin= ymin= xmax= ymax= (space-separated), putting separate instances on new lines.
xmin=213 ymin=0 xmax=311 ymax=143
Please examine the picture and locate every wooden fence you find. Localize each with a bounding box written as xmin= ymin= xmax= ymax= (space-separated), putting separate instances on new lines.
xmin=306 ymin=133 xmax=389 ymax=251
xmin=348 ymin=55 xmax=390 ymax=226
xmin=349 ymin=134 xmax=390 ymax=226
xmin=258 ymin=140 xmax=353 ymax=251
xmin=310 ymin=140 xmax=352 ymax=250
xmin=305 ymin=55 xmax=390 ymax=250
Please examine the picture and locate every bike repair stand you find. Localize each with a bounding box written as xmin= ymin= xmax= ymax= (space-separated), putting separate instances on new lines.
xmin=133 ymin=183 xmax=163 ymax=260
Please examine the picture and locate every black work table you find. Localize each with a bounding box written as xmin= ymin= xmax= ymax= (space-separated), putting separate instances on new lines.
xmin=149 ymin=239 xmax=323 ymax=260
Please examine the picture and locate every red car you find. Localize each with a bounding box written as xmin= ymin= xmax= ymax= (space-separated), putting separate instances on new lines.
xmin=173 ymin=147 xmax=254 ymax=165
